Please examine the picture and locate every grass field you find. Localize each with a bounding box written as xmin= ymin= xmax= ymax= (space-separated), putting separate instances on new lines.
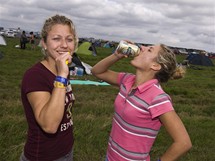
xmin=0 ymin=37 xmax=215 ymax=161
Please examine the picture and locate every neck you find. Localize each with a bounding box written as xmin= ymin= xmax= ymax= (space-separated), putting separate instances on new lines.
xmin=133 ymin=71 xmax=155 ymax=88
xmin=41 ymin=59 xmax=57 ymax=76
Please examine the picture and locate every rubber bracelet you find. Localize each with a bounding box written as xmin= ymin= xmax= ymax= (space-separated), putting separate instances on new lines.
xmin=54 ymin=81 xmax=66 ymax=88
xmin=55 ymin=76 xmax=68 ymax=85
xmin=113 ymin=53 xmax=121 ymax=59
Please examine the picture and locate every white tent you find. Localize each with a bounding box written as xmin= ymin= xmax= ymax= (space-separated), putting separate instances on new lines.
xmin=0 ymin=35 xmax=6 ymax=45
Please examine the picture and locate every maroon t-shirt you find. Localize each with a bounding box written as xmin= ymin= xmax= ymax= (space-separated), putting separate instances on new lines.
xmin=21 ymin=62 xmax=75 ymax=161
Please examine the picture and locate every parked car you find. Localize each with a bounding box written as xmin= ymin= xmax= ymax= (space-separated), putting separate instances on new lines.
xmin=4 ymin=31 xmax=16 ymax=38
xmin=6 ymin=31 xmax=16 ymax=38
xmin=178 ymin=48 xmax=188 ymax=55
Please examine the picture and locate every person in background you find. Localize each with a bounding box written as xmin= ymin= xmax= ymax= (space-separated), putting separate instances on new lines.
xmin=29 ymin=31 xmax=36 ymax=50
xmin=20 ymin=30 xmax=27 ymax=49
xmin=91 ymin=42 xmax=192 ymax=161
xmin=20 ymin=14 xmax=79 ymax=161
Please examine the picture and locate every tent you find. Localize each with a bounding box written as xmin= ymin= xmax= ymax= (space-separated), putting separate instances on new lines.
xmin=186 ymin=54 xmax=214 ymax=66
xmin=103 ymin=41 xmax=115 ymax=48
xmin=76 ymin=42 xmax=97 ymax=56
xmin=94 ymin=40 xmax=102 ymax=47
xmin=69 ymin=53 xmax=92 ymax=75
xmin=0 ymin=35 xmax=6 ymax=45
xmin=0 ymin=35 xmax=6 ymax=59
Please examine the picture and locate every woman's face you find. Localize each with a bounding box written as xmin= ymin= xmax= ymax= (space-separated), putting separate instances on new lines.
xmin=131 ymin=44 xmax=161 ymax=71
xmin=43 ymin=24 xmax=75 ymax=60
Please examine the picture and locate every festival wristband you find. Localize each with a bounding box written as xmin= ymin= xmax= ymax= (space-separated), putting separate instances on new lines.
xmin=54 ymin=81 xmax=66 ymax=88
xmin=55 ymin=76 xmax=68 ymax=85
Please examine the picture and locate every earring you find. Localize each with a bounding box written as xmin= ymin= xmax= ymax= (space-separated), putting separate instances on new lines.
xmin=41 ymin=48 xmax=47 ymax=57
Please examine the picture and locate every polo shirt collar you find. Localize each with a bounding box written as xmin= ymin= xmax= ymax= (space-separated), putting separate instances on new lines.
xmin=124 ymin=76 xmax=158 ymax=94
xmin=138 ymin=79 xmax=159 ymax=93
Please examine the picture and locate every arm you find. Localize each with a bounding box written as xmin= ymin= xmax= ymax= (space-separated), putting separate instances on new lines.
xmin=91 ymin=52 xmax=125 ymax=86
xmin=27 ymin=87 xmax=66 ymax=134
xmin=27 ymin=53 xmax=72 ymax=134
xmin=159 ymin=111 xmax=192 ymax=161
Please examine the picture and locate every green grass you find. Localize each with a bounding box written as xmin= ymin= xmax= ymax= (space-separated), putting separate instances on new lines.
xmin=0 ymin=37 xmax=215 ymax=161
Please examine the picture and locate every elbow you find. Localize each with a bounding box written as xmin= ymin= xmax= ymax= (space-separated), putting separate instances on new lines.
xmin=41 ymin=124 xmax=59 ymax=134
xmin=186 ymin=140 xmax=192 ymax=152
xmin=43 ymin=127 xmax=58 ymax=134
xmin=182 ymin=139 xmax=192 ymax=153
xmin=36 ymin=114 xmax=61 ymax=134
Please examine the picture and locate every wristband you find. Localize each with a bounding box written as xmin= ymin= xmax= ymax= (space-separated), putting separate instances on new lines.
xmin=158 ymin=159 xmax=161 ymax=161
xmin=54 ymin=81 xmax=66 ymax=88
xmin=55 ymin=76 xmax=68 ymax=85
xmin=113 ymin=53 xmax=121 ymax=59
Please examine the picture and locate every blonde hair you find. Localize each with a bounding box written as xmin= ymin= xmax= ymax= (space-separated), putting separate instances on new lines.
xmin=155 ymin=44 xmax=186 ymax=83
xmin=41 ymin=14 xmax=79 ymax=50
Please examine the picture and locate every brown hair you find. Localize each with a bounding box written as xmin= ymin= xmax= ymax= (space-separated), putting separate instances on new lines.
xmin=155 ymin=44 xmax=186 ymax=83
xmin=41 ymin=14 xmax=79 ymax=50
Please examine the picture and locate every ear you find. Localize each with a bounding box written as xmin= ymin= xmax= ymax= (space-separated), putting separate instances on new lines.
xmin=151 ymin=62 xmax=161 ymax=71
xmin=41 ymin=39 xmax=47 ymax=49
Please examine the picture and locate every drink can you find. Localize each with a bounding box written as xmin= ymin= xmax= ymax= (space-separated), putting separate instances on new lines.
xmin=116 ymin=40 xmax=140 ymax=57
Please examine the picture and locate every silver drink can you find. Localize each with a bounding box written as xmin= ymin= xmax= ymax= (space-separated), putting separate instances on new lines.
xmin=116 ymin=40 xmax=140 ymax=57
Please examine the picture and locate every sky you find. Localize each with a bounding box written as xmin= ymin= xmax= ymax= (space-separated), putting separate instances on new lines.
xmin=0 ymin=0 xmax=215 ymax=52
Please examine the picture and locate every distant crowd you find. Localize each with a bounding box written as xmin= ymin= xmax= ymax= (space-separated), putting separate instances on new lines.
xmin=20 ymin=30 xmax=36 ymax=50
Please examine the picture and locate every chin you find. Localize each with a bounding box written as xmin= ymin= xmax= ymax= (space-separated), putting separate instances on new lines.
xmin=130 ymin=59 xmax=135 ymax=66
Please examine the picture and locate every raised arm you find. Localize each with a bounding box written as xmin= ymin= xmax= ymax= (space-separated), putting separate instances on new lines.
xmin=27 ymin=52 xmax=72 ymax=134
xmin=91 ymin=53 xmax=124 ymax=86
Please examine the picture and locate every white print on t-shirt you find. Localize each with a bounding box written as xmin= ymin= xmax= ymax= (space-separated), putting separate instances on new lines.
xmin=66 ymin=102 xmax=73 ymax=123
xmin=60 ymin=119 xmax=73 ymax=131
xmin=60 ymin=102 xmax=74 ymax=132
xmin=60 ymin=84 xmax=75 ymax=132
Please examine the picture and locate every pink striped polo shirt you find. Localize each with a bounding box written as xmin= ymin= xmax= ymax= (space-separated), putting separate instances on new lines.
xmin=106 ymin=73 xmax=174 ymax=161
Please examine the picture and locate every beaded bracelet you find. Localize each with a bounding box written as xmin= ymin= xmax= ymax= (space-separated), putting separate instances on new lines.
xmin=55 ymin=76 xmax=68 ymax=85
xmin=54 ymin=81 xmax=66 ymax=88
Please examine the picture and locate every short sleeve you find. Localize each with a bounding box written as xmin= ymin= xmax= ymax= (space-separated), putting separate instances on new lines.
xmin=22 ymin=69 xmax=52 ymax=95
xmin=149 ymin=93 xmax=174 ymax=119
xmin=117 ymin=72 xmax=126 ymax=85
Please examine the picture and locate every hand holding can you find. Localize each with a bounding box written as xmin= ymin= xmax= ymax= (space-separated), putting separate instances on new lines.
xmin=116 ymin=40 xmax=140 ymax=57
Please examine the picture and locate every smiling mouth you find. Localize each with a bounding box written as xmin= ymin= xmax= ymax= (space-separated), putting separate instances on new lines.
xmin=58 ymin=51 xmax=71 ymax=54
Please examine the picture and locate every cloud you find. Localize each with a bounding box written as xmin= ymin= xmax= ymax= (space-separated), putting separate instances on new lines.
xmin=0 ymin=0 xmax=214 ymax=52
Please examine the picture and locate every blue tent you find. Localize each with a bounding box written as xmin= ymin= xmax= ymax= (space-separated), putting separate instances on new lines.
xmin=186 ymin=54 xmax=214 ymax=66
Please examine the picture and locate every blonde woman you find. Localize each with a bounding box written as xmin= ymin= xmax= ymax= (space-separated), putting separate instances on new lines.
xmin=20 ymin=14 xmax=78 ymax=161
xmin=91 ymin=43 xmax=192 ymax=161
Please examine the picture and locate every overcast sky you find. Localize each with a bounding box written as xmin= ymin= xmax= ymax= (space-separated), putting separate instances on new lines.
xmin=0 ymin=0 xmax=215 ymax=52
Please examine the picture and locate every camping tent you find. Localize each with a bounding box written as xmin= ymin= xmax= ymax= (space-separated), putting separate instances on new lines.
xmin=0 ymin=35 xmax=6 ymax=45
xmin=76 ymin=41 xmax=97 ymax=56
xmin=186 ymin=54 xmax=214 ymax=66
xmin=0 ymin=35 xmax=6 ymax=59
xmin=103 ymin=41 xmax=115 ymax=48
xmin=69 ymin=53 xmax=92 ymax=75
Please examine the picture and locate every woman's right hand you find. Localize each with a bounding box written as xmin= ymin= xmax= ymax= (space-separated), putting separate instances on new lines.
xmin=55 ymin=52 xmax=72 ymax=77
xmin=113 ymin=50 xmax=128 ymax=59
